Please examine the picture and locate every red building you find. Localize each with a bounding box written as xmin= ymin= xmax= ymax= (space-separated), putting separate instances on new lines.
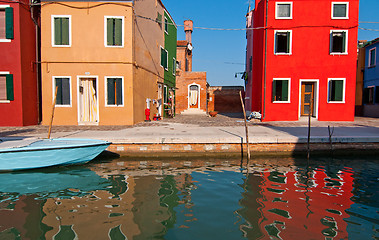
xmin=0 ymin=0 xmax=39 ymax=126
xmin=245 ymin=0 xmax=359 ymax=121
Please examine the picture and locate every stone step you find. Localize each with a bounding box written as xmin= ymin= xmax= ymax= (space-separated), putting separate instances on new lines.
xmin=181 ymin=108 xmax=207 ymax=115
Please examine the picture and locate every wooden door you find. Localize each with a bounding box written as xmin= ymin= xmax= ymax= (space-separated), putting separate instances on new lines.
xmin=301 ymin=83 xmax=314 ymax=116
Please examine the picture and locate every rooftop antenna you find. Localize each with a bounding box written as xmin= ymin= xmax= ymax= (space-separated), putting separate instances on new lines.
xmin=248 ymin=0 xmax=251 ymax=12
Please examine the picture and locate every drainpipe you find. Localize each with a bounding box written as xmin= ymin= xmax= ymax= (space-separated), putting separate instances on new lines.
xmin=263 ymin=0 xmax=268 ymax=121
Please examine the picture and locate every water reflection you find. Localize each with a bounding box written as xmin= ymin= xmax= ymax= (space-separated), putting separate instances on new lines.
xmin=0 ymin=158 xmax=377 ymax=239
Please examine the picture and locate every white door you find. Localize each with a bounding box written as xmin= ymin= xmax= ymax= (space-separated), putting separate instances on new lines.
xmin=79 ymin=78 xmax=98 ymax=124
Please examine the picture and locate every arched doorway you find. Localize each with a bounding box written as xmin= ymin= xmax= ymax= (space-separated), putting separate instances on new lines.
xmin=188 ymin=84 xmax=200 ymax=109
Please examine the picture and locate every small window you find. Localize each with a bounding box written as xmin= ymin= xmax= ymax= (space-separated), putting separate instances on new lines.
xmin=272 ymin=79 xmax=289 ymax=102
xmin=105 ymin=16 xmax=123 ymax=47
xmin=52 ymin=16 xmax=70 ymax=46
xmin=363 ymin=87 xmax=374 ymax=104
xmin=0 ymin=73 xmax=13 ymax=101
xmin=276 ymin=2 xmax=292 ymax=19
xmin=106 ymin=77 xmax=123 ymax=106
xmin=160 ymin=47 xmax=168 ymax=70
xmin=275 ymin=30 xmax=292 ymax=54
xmin=172 ymin=58 xmax=176 ymax=75
xmin=330 ymin=30 xmax=347 ymax=54
xmin=369 ymin=48 xmax=376 ymax=67
xmin=332 ymin=2 xmax=348 ymax=19
xmin=0 ymin=7 xmax=13 ymax=40
xmin=164 ymin=17 xmax=168 ymax=33
xmin=328 ymin=79 xmax=345 ymax=102
xmin=54 ymin=77 xmax=71 ymax=105
xmin=249 ymin=56 xmax=252 ymax=72
xmin=156 ymin=12 xmax=162 ymax=28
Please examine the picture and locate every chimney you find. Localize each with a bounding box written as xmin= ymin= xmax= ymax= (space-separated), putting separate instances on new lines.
xmin=184 ymin=20 xmax=193 ymax=44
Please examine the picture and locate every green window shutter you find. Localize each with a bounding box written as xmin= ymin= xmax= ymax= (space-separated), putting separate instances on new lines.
xmin=114 ymin=19 xmax=122 ymax=46
xmin=62 ymin=78 xmax=70 ymax=105
xmin=116 ymin=78 xmax=122 ymax=105
xmin=272 ymin=80 xmax=277 ymax=102
xmin=107 ymin=18 xmax=114 ymax=46
xmin=342 ymin=32 xmax=346 ymax=53
xmin=6 ymin=74 xmax=13 ymax=101
xmin=161 ymin=48 xmax=167 ymax=69
xmin=55 ymin=78 xmax=63 ymax=105
xmin=107 ymin=78 xmax=115 ymax=105
xmin=5 ymin=7 xmax=13 ymax=40
xmin=61 ymin=18 xmax=69 ymax=45
xmin=286 ymin=32 xmax=290 ymax=53
xmin=282 ymin=80 xmax=289 ymax=101
xmin=54 ymin=18 xmax=62 ymax=45
xmin=334 ymin=80 xmax=343 ymax=101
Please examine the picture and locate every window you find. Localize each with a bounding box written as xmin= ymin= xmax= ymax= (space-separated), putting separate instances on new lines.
xmin=272 ymin=79 xmax=290 ymax=102
xmin=328 ymin=79 xmax=345 ymax=102
xmin=0 ymin=73 xmax=13 ymax=101
xmin=275 ymin=30 xmax=292 ymax=54
xmin=160 ymin=47 xmax=168 ymax=70
xmin=54 ymin=77 xmax=71 ymax=106
xmin=369 ymin=48 xmax=376 ymax=67
xmin=105 ymin=16 xmax=123 ymax=47
xmin=156 ymin=13 xmax=162 ymax=29
xmin=376 ymin=86 xmax=379 ymax=104
xmin=52 ymin=16 xmax=70 ymax=47
xmin=332 ymin=2 xmax=348 ymax=19
xmin=0 ymin=6 xmax=13 ymax=41
xmin=106 ymin=77 xmax=123 ymax=106
xmin=363 ymin=87 xmax=374 ymax=104
xmin=249 ymin=56 xmax=252 ymax=72
xmin=276 ymin=2 xmax=292 ymax=19
xmin=172 ymin=58 xmax=176 ymax=75
xmin=330 ymin=30 xmax=347 ymax=54
xmin=164 ymin=17 xmax=168 ymax=33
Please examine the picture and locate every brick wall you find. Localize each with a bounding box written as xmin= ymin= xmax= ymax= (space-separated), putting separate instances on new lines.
xmin=208 ymin=86 xmax=244 ymax=113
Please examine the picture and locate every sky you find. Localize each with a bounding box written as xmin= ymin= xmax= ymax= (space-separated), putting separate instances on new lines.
xmin=163 ymin=0 xmax=379 ymax=87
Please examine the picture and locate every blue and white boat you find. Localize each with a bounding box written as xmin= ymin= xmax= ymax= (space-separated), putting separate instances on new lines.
xmin=0 ymin=138 xmax=111 ymax=171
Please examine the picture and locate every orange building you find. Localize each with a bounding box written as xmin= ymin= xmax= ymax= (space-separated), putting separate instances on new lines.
xmin=40 ymin=0 xmax=176 ymax=125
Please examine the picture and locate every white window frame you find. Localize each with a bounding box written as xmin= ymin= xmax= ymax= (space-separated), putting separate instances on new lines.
xmin=327 ymin=78 xmax=346 ymax=103
xmin=53 ymin=76 xmax=72 ymax=107
xmin=330 ymin=30 xmax=348 ymax=55
xmin=272 ymin=78 xmax=291 ymax=103
xmin=172 ymin=57 xmax=176 ymax=76
xmin=369 ymin=47 xmax=376 ymax=67
xmin=164 ymin=16 xmax=168 ymax=34
xmin=51 ymin=15 xmax=72 ymax=47
xmin=104 ymin=16 xmax=124 ymax=48
xmin=0 ymin=71 xmax=10 ymax=103
xmin=274 ymin=30 xmax=292 ymax=55
xmin=331 ymin=2 xmax=349 ymax=19
xmin=275 ymin=2 xmax=293 ymax=19
xmin=160 ymin=46 xmax=168 ymax=70
xmin=104 ymin=76 xmax=124 ymax=107
xmin=0 ymin=5 xmax=11 ymax=42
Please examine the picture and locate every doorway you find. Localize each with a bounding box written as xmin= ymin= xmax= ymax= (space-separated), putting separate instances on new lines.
xmin=78 ymin=77 xmax=98 ymax=124
xmin=300 ymin=82 xmax=315 ymax=117
xmin=188 ymin=84 xmax=200 ymax=109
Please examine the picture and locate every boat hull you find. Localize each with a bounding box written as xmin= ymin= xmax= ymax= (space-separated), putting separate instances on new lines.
xmin=0 ymin=138 xmax=111 ymax=171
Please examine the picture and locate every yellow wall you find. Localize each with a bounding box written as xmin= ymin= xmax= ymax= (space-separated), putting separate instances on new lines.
xmin=41 ymin=1 xmax=164 ymax=125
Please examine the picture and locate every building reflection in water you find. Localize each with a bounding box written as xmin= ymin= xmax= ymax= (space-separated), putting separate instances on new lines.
xmin=0 ymin=158 xmax=376 ymax=239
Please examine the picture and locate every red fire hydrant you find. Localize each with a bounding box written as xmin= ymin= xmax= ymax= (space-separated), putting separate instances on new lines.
xmin=145 ymin=108 xmax=151 ymax=121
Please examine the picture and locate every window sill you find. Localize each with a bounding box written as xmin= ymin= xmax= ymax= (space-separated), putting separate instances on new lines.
xmin=274 ymin=53 xmax=292 ymax=56
xmin=327 ymin=101 xmax=345 ymax=104
xmin=52 ymin=45 xmax=71 ymax=48
xmin=0 ymin=39 xmax=11 ymax=43
xmin=331 ymin=17 xmax=349 ymax=20
xmin=330 ymin=52 xmax=348 ymax=55
xmin=105 ymin=105 xmax=124 ymax=107
xmin=273 ymin=101 xmax=290 ymax=103
xmin=368 ymin=65 xmax=376 ymax=68
xmin=105 ymin=45 xmax=124 ymax=48
xmin=275 ymin=17 xmax=293 ymax=20
xmin=55 ymin=105 xmax=72 ymax=107
xmin=0 ymin=100 xmax=10 ymax=103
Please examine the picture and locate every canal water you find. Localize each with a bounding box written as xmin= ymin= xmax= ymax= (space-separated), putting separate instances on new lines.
xmin=0 ymin=156 xmax=377 ymax=239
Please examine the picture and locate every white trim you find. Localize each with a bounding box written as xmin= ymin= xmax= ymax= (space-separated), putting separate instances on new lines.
xmin=274 ymin=30 xmax=292 ymax=55
xmin=0 ymin=71 xmax=10 ymax=74
xmin=369 ymin=47 xmax=376 ymax=67
xmin=104 ymin=16 xmax=125 ymax=48
xmin=298 ymin=79 xmax=319 ymax=119
xmin=330 ymin=30 xmax=348 ymax=55
xmin=272 ymin=78 xmax=291 ymax=103
xmin=187 ymin=83 xmax=201 ymax=109
xmin=0 ymin=71 xmax=10 ymax=103
xmin=327 ymin=78 xmax=346 ymax=103
xmin=160 ymin=46 xmax=168 ymax=70
xmin=164 ymin=16 xmax=168 ymax=34
xmin=331 ymin=2 xmax=349 ymax=19
xmin=0 ymin=6 xmax=11 ymax=42
xmin=51 ymin=15 xmax=72 ymax=47
xmin=172 ymin=57 xmax=176 ymax=76
xmin=104 ymin=76 xmax=124 ymax=107
xmin=52 ymin=76 xmax=72 ymax=107
xmin=77 ymin=76 xmax=99 ymax=125
xmin=275 ymin=2 xmax=293 ymax=19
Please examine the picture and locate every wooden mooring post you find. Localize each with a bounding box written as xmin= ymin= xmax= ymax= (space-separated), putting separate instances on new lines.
xmin=47 ymin=86 xmax=58 ymax=139
xmin=239 ymin=91 xmax=251 ymax=163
